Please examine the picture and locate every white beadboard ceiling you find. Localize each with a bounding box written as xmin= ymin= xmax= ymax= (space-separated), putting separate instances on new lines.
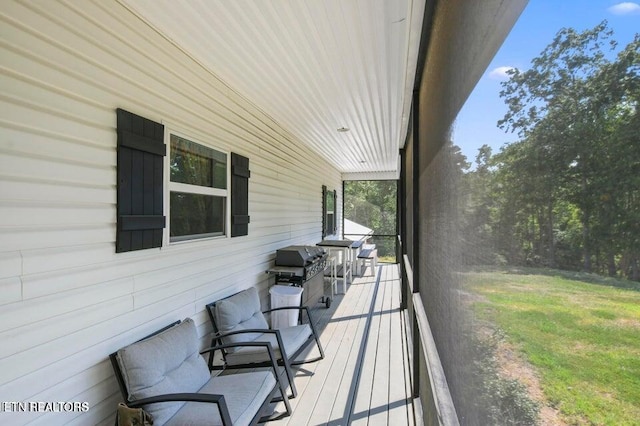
xmin=122 ymin=0 xmax=425 ymax=177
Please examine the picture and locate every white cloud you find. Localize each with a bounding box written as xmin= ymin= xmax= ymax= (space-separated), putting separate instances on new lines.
xmin=607 ymin=2 xmax=640 ymax=15
xmin=488 ymin=66 xmax=516 ymax=80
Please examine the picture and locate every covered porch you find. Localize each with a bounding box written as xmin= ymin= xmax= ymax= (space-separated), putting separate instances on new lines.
xmin=0 ymin=1 xmax=527 ymax=425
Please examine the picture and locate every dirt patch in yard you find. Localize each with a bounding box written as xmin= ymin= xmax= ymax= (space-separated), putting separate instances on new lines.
xmin=495 ymin=339 xmax=565 ymax=426
xmin=615 ymin=317 xmax=640 ymax=328
xmin=464 ymin=285 xmax=567 ymax=425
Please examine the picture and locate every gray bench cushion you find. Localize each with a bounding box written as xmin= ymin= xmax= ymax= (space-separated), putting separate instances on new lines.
xmin=225 ymin=323 xmax=312 ymax=366
xmin=165 ymin=371 xmax=276 ymax=426
xmin=357 ymin=248 xmax=375 ymax=259
xmin=116 ymin=319 xmax=211 ymax=425
xmin=214 ymin=287 xmax=269 ymax=352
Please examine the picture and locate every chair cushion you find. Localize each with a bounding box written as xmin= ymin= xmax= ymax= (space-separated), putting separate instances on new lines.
xmin=225 ymin=324 xmax=312 ymax=366
xmin=214 ymin=287 xmax=269 ymax=352
xmin=116 ymin=319 xmax=211 ymax=425
xmin=165 ymin=371 xmax=275 ymax=426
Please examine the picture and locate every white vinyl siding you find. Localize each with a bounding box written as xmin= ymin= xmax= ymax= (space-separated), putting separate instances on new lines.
xmin=0 ymin=1 xmax=342 ymax=425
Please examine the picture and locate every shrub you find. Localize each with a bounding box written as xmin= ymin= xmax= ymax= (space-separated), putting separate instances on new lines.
xmin=461 ymin=329 xmax=540 ymax=425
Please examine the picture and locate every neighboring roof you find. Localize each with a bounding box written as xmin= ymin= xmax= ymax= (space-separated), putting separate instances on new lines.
xmin=344 ymin=219 xmax=373 ymax=240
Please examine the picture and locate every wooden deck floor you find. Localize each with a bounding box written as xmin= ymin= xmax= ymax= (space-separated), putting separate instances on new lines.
xmin=268 ymin=264 xmax=415 ymax=426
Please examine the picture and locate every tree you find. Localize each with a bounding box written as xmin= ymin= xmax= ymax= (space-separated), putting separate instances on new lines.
xmin=494 ymin=22 xmax=640 ymax=277
xmin=462 ymin=145 xmax=497 ymax=265
xmin=589 ymin=35 xmax=640 ymax=278
xmin=344 ymin=180 xmax=398 ymax=259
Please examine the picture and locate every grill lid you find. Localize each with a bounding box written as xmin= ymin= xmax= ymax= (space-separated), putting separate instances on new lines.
xmin=275 ymin=245 xmax=326 ymax=267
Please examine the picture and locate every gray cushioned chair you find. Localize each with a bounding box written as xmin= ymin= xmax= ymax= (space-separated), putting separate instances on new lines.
xmin=206 ymin=287 xmax=324 ymax=399
xmin=110 ymin=318 xmax=291 ymax=425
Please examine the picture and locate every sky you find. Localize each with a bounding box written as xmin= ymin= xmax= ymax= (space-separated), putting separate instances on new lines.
xmin=452 ymin=0 xmax=640 ymax=164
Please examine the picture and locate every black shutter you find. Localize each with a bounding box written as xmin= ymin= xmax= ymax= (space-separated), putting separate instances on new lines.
xmin=322 ymin=185 xmax=327 ymax=238
xmin=231 ymin=152 xmax=250 ymax=237
xmin=116 ymin=108 xmax=166 ymax=253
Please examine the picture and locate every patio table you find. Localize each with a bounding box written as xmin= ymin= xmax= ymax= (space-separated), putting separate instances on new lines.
xmin=317 ymin=239 xmax=353 ymax=293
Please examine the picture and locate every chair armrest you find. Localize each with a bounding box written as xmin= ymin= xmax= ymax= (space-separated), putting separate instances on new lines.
xmin=201 ymin=341 xmax=282 ymax=389
xmin=201 ymin=340 xmax=276 ymax=358
xmin=214 ymin=328 xmax=281 ymax=338
xmin=127 ymin=393 xmax=232 ymax=426
xmin=212 ymin=328 xmax=284 ymax=348
xmin=262 ymin=306 xmax=306 ymax=313
xmin=205 ymin=331 xmax=287 ymax=369
xmin=209 ymin=328 xmax=279 ymax=352
xmin=211 ymin=329 xmax=284 ymax=352
xmin=263 ymin=306 xmax=314 ymax=324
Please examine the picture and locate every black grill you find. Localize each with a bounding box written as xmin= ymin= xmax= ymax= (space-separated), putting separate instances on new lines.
xmin=267 ymin=245 xmax=330 ymax=307
xmin=274 ymin=245 xmax=327 ymax=280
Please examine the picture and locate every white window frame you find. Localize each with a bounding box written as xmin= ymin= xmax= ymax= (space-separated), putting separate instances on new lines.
xmin=163 ymin=128 xmax=231 ymax=246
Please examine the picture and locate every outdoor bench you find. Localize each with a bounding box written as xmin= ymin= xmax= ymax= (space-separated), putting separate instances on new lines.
xmin=110 ymin=318 xmax=290 ymax=425
xmin=357 ymin=247 xmax=378 ymax=275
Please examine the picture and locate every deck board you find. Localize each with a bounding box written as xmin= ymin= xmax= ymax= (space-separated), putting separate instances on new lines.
xmin=388 ymin=271 xmax=411 ymax=425
xmin=308 ymin=278 xmax=376 ymax=425
xmin=267 ymin=264 xmax=412 ymax=426
xmin=349 ymin=268 xmax=386 ymax=426
xmin=367 ymin=267 xmax=393 ymax=425
xmin=284 ymin=276 xmax=373 ymax=425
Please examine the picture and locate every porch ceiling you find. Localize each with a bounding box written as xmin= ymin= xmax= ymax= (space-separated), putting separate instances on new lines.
xmin=122 ymin=0 xmax=425 ymax=177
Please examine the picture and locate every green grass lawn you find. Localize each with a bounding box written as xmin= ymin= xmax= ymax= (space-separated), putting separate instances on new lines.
xmin=464 ymin=269 xmax=640 ymax=425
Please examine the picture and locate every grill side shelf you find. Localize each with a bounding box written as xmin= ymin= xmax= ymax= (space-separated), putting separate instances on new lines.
xmin=266 ymin=266 xmax=305 ymax=277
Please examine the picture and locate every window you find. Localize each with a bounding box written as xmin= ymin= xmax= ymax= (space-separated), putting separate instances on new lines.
xmin=322 ymin=185 xmax=337 ymax=237
xmin=116 ymin=109 xmax=250 ymax=251
xmin=326 ymin=190 xmax=335 ymax=234
xmin=168 ymin=134 xmax=228 ymax=242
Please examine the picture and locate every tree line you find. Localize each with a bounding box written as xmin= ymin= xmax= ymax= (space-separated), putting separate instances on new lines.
xmin=343 ymin=180 xmax=397 ymax=259
xmin=462 ymin=22 xmax=639 ymax=280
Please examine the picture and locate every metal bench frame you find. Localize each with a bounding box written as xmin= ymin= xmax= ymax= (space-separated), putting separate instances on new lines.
xmin=206 ymin=294 xmax=325 ymax=400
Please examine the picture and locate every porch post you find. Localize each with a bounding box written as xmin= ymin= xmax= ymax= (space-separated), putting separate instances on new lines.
xmin=411 ymin=89 xmax=421 ymax=400
xmin=398 ymin=148 xmax=407 ymax=309
xmin=341 ymin=180 xmax=345 ymax=239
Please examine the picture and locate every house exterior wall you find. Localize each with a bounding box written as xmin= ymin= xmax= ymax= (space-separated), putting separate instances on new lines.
xmin=0 ymin=1 xmax=342 ymax=424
